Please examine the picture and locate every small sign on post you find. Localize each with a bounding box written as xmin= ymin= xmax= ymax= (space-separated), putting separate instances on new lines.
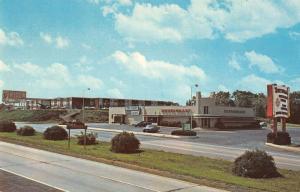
xmin=66 ymin=121 xmax=88 ymax=149
xmin=182 ymin=123 xmax=191 ymax=131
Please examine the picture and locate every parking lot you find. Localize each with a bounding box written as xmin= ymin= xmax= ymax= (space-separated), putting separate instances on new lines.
xmin=15 ymin=122 xmax=300 ymax=151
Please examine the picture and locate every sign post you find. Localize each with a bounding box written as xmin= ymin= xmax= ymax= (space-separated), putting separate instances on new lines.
xmin=66 ymin=122 xmax=88 ymax=149
xmin=267 ymin=84 xmax=290 ymax=140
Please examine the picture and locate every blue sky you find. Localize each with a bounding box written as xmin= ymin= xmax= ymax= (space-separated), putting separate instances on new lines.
xmin=0 ymin=0 xmax=300 ymax=104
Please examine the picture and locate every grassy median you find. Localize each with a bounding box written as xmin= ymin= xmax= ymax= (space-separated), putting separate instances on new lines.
xmin=0 ymin=132 xmax=300 ymax=192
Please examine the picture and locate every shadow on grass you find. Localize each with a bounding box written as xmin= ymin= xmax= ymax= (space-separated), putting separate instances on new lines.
xmin=110 ymin=149 xmax=144 ymax=154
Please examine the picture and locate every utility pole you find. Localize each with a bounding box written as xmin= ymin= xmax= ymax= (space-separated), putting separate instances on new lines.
xmin=82 ymin=88 xmax=91 ymax=123
xmin=190 ymin=84 xmax=198 ymax=129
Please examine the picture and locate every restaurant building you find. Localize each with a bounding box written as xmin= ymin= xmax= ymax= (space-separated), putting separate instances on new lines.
xmin=109 ymin=92 xmax=257 ymax=129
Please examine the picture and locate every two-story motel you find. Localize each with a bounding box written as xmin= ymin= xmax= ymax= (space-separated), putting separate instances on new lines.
xmin=109 ymin=92 xmax=257 ymax=129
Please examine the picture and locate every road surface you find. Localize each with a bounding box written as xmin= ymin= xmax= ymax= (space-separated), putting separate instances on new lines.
xmin=15 ymin=122 xmax=300 ymax=170
xmin=0 ymin=141 xmax=227 ymax=192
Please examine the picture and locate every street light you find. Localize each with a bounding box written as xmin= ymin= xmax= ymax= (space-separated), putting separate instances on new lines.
xmin=190 ymin=84 xmax=199 ymax=129
xmin=82 ymin=88 xmax=91 ymax=123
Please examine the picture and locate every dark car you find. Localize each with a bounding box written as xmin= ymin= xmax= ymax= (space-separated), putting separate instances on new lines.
xmin=135 ymin=121 xmax=152 ymax=127
xmin=143 ymin=125 xmax=160 ymax=133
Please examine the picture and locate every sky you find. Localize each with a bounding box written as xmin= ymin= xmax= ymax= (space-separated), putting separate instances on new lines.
xmin=0 ymin=0 xmax=300 ymax=104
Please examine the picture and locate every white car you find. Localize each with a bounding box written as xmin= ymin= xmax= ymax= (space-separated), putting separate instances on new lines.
xmin=143 ymin=125 xmax=160 ymax=133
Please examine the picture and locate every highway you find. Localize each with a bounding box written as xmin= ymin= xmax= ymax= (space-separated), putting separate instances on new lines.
xmin=14 ymin=122 xmax=300 ymax=171
xmin=0 ymin=141 xmax=226 ymax=192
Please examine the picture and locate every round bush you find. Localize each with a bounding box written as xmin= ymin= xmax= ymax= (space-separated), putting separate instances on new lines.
xmin=111 ymin=132 xmax=140 ymax=153
xmin=17 ymin=126 xmax=35 ymax=136
xmin=232 ymin=150 xmax=281 ymax=178
xmin=171 ymin=130 xmax=197 ymax=136
xmin=267 ymin=132 xmax=291 ymax=145
xmin=0 ymin=120 xmax=16 ymax=132
xmin=77 ymin=132 xmax=98 ymax=145
xmin=43 ymin=126 xmax=68 ymax=140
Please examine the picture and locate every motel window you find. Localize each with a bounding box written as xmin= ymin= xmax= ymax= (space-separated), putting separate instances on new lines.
xmin=204 ymin=106 xmax=209 ymax=114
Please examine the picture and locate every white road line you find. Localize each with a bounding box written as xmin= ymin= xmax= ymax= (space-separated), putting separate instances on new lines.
xmin=0 ymin=147 xmax=162 ymax=192
xmin=143 ymin=143 xmax=236 ymax=159
xmin=0 ymin=167 xmax=69 ymax=192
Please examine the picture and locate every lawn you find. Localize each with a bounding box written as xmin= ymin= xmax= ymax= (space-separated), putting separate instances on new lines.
xmin=287 ymin=123 xmax=300 ymax=128
xmin=1 ymin=132 xmax=300 ymax=192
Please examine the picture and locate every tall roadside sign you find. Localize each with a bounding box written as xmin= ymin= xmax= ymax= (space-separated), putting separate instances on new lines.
xmin=267 ymin=84 xmax=290 ymax=134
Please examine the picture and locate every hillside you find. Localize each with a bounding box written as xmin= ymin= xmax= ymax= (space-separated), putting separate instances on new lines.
xmin=0 ymin=109 xmax=108 ymax=123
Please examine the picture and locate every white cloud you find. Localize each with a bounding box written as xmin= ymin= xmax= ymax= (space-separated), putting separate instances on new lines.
xmin=14 ymin=62 xmax=43 ymax=76
xmin=115 ymin=3 xmax=213 ymax=43
xmin=111 ymin=0 xmax=300 ymax=43
xmin=87 ymin=0 xmax=100 ymax=4
xmin=0 ymin=80 xmax=4 ymax=88
xmin=14 ymin=62 xmax=72 ymax=89
xmin=55 ymin=36 xmax=69 ymax=48
xmin=118 ymin=0 xmax=132 ymax=6
xmin=228 ymin=53 xmax=241 ymax=70
xmin=0 ymin=28 xmax=24 ymax=46
xmin=245 ymin=51 xmax=283 ymax=74
xmin=107 ymin=88 xmax=123 ymax=98
xmin=75 ymin=56 xmax=93 ymax=71
xmin=110 ymin=76 xmax=126 ymax=88
xmin=0 ymin=60 xmax=10 ymax=72
xmin=289 ymin=31 xmax=300 ymax=40
xmin=239 ymin=74 xmax=271 ymax=93
xmin=102 ymin=5 xmax=117 ymax=16
xmin=40 ymin=32 xmax=52 ymax=44
xmin=113 ymin=51 xmax=206 ymax=81
xmin=81 ymin=43 xmax=92 ymax=50
xmin=40 ymin=33 xmax=69 ymax=48
xmin=78 ymin=75 xmax=103 ymax=89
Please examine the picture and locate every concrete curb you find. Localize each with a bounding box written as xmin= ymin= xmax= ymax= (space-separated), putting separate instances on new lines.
xmin=265 ymin=142 xmax=300 ymax=152
xmin=88 ymin=127 xmax=199 ymax=139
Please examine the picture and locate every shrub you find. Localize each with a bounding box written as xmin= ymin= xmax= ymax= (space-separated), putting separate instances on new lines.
xmin=77 ymin=132 xmax=98 ymax=145
xmin=159 ymin=121 xmax=181 ymax=127
xmin=0 ymin=120 xmax=16 ymax=132
xmin=232 ymin=149 xmax=281 ymax=178
xmin=43 ymin=126 xmax=68 ymax=140
xmin=17 ymin=126 xmax=35 ymax=136
xmin=267 ymin=132 xmax=291 ymax=145
xmin=111 ymin=132 xmax=140 ymax=153
xmin=215 ymin=121 xmax=260 ymax=129
xmin=171 ymin=130 xmax=197 ymax=136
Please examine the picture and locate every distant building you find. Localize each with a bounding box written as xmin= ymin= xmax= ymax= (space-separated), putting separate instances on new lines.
xmin=1 ymin=90 xmax=177 ymax=110
xmin=109 ymin=92 xmax=256 ymax=129
xmin=2 ymin=90 xmax=27 ymax=109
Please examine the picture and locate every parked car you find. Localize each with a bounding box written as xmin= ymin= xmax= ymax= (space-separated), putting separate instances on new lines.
xmin=260 ymin=122 xmax=267 ymax=128
xmin=143 ymin=125 xmax=160 ymax=133
xmin=135 ymin=121 xmax=152 ymax=127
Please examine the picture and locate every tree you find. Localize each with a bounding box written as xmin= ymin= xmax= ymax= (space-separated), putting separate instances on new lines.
xmin=232 ymin=90 xmax=255 ymax=107
xmin=186 ymin=96 xmax=196 ymax=106
xmin=288 ymin=92 xmax=300 ymax=124
xmin=210 ymin=91 xmax=231 ymax=106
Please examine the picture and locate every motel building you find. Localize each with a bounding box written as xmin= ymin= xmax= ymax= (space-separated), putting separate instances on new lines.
xmin=109 ymin=92 xmax=257 ymax=129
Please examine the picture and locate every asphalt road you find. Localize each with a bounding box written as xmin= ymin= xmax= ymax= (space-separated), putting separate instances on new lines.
xmin=0 ymin=141 xmax=226 ymax=192
xmin=15 ymin=122 xmax=300 ymax=170
xmin=0 ymin=169 xmax=61 ymax=192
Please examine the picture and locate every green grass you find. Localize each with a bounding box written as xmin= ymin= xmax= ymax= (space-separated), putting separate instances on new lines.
xmin=0 ymin=110 xmax=65 ymax=122
xmin=287 ymin=123 xmax=300 ymax=128
xmin=1 ymin=132 xmax=300 ymax=192
xmin=0 ymin=109 xmax=108 ymax=123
